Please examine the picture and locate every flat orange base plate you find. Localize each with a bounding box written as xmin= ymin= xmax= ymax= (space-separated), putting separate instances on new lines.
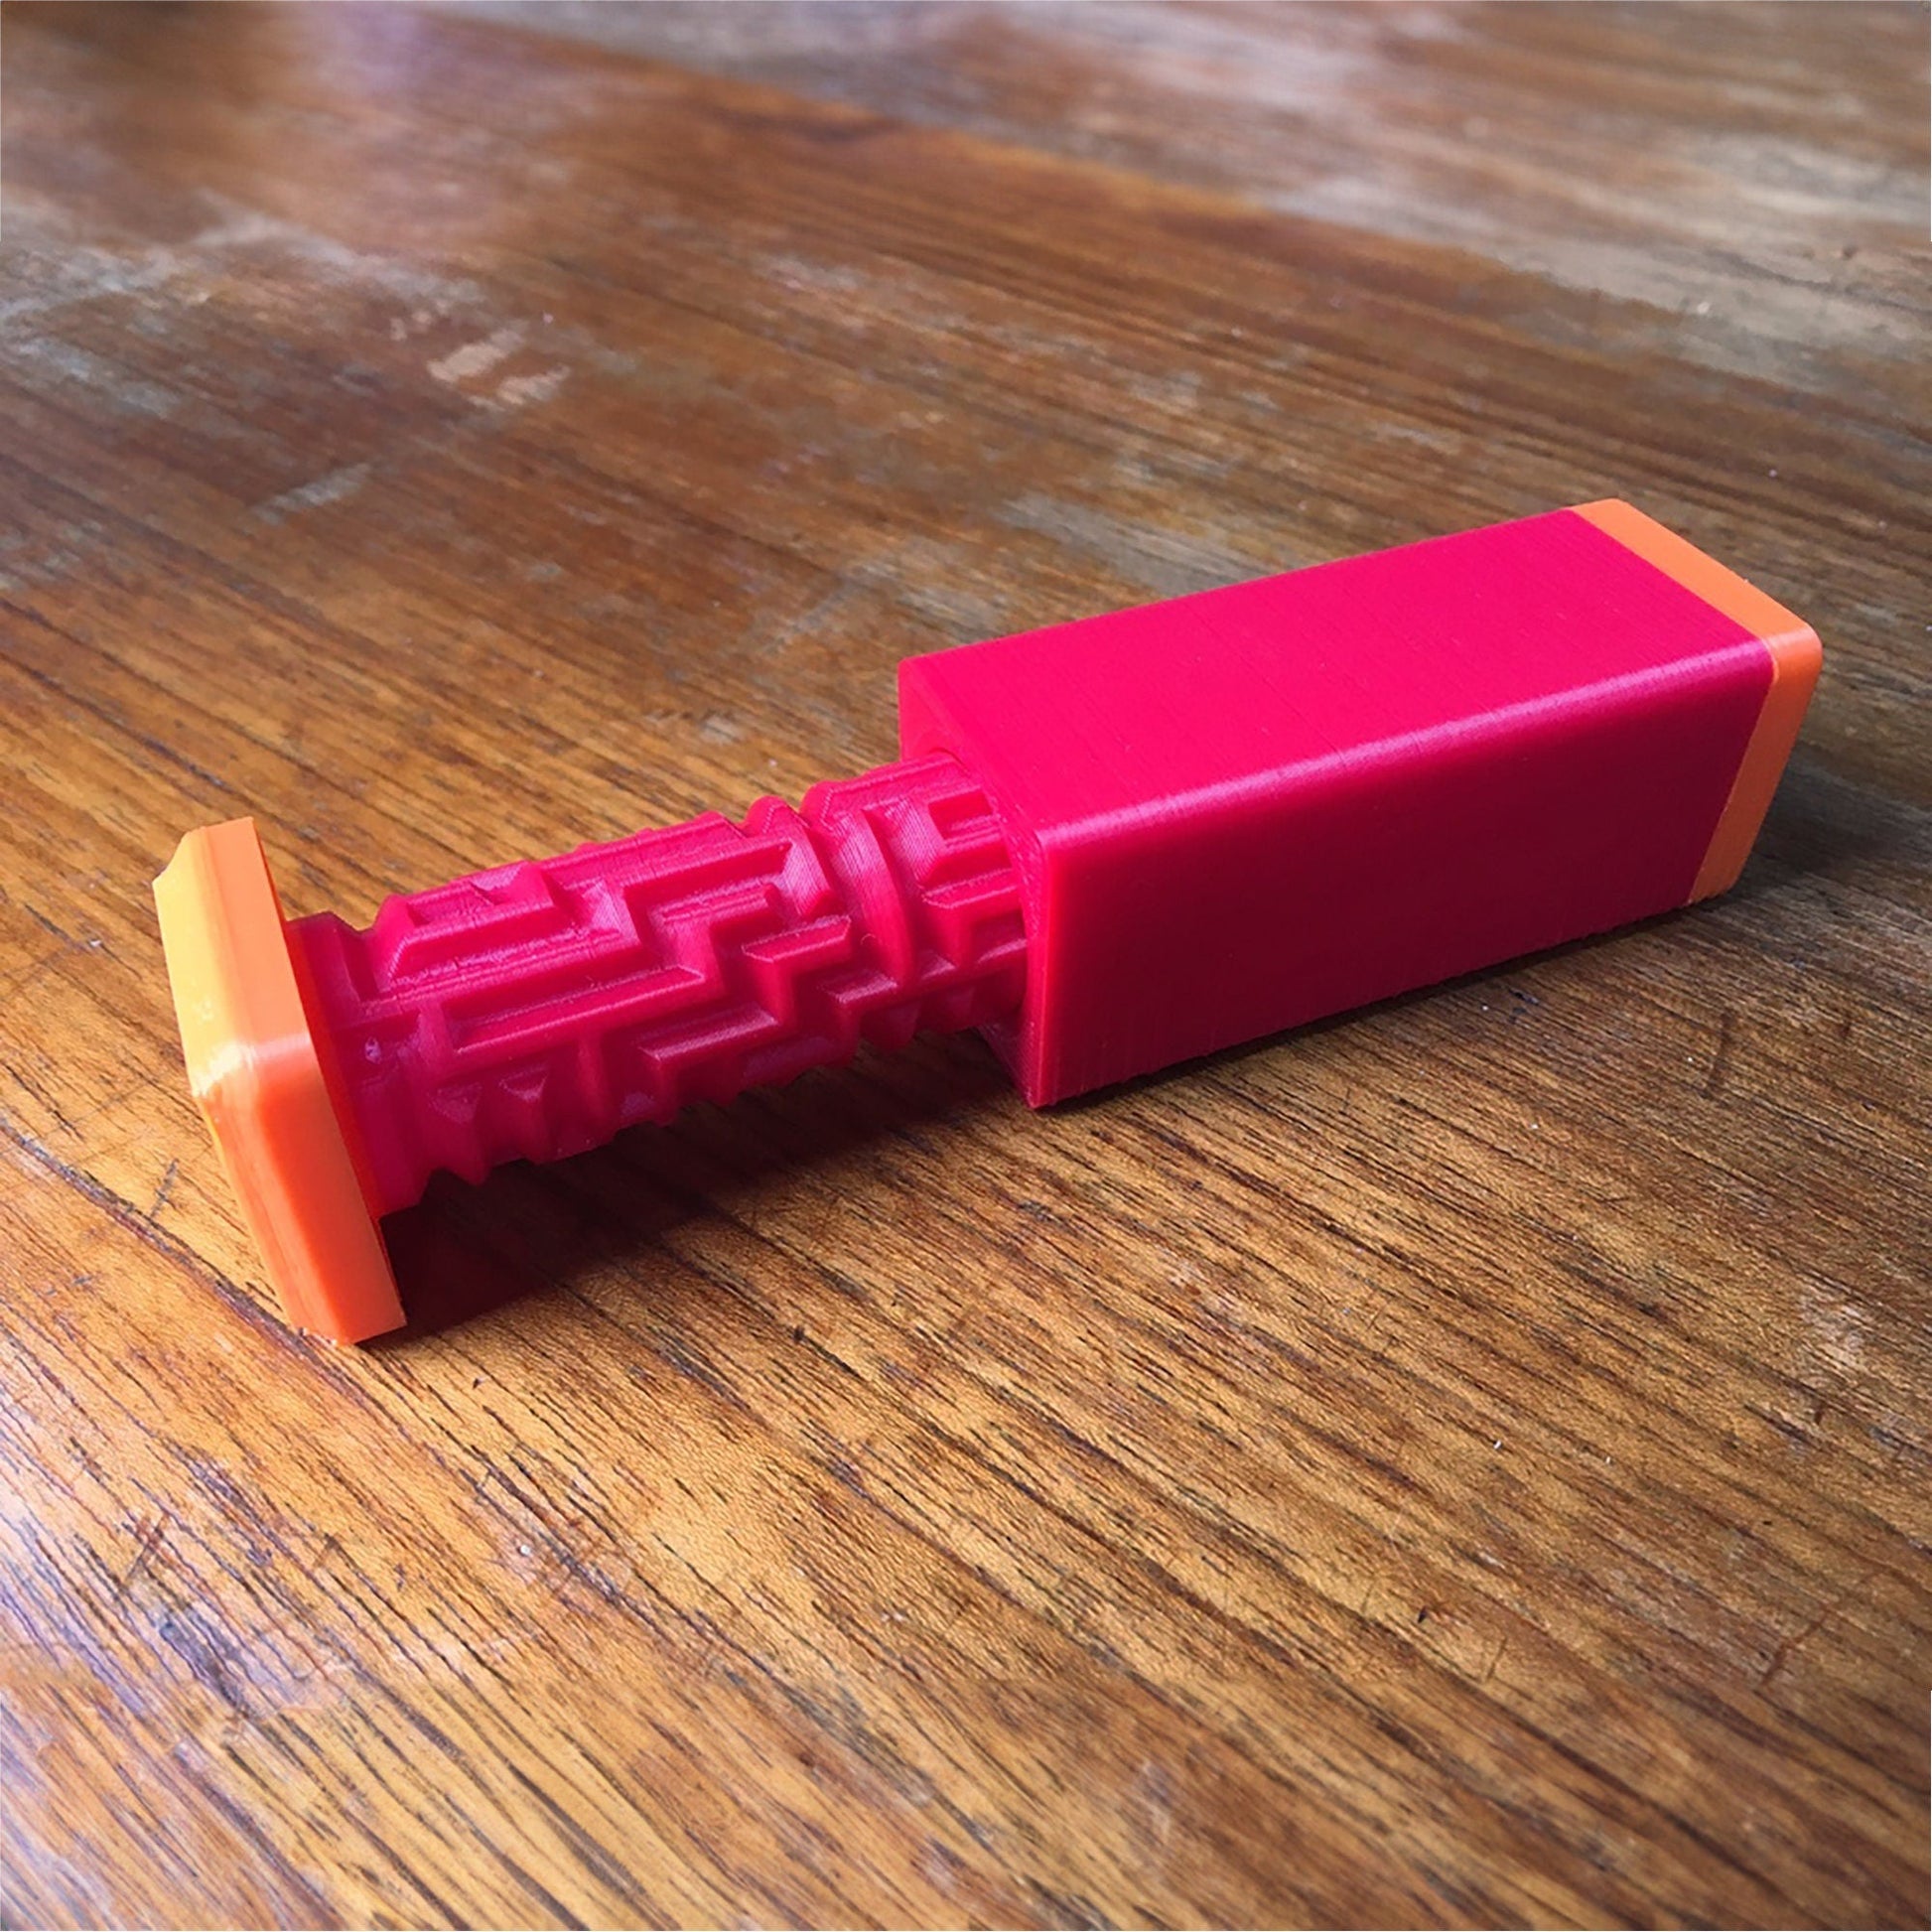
xmin=155 ymin=819 xmax=405 ymax=1343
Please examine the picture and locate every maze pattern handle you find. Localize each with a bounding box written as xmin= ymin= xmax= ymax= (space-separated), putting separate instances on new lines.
xmin=290 ymin=755 xmax=1027 ymax=1216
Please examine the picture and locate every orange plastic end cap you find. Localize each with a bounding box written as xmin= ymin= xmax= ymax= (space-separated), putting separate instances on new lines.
xmin=154 ymin=819 xmax=405 ymax=1344
xmin=1575 ymin=499 xmax=1822 ymax=901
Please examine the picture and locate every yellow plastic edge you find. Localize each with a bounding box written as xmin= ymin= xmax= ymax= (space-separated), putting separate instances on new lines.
xmin=1575 ymin=499 xmax=1822 ymax=900
xmin=154 ymin=819 xmax=405 ymax=1343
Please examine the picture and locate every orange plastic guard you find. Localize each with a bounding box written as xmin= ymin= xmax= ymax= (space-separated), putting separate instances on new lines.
xmin=154 ymin=819 xmax=404 ymax=1342
xmin=1572 ymin=500 xmax=1822 ymax=899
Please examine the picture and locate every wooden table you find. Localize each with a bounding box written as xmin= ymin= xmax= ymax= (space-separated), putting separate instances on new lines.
xmin=2 ymin=4 xmax=1926 ymax=1924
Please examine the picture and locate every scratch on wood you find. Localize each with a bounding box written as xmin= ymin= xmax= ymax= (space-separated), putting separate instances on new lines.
xmin=1704 ymin=1010 xmax=1738 ymax=1100
xmin=112 ymin=1516 xmax=169 ymax=1602
xmin=429 ymin=327 xmax=524 ymax=386
xmin=1758 ymin=1573 xmax=1870 ymax=1692
xmin=150 ymin=1159 xmax=180 ymax=1220
xmin=252 ymin=464 xmax=372 ymax=525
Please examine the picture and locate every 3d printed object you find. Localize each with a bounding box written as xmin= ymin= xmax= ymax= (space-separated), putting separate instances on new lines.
xmin=155 ymin=500 xmax=1820 ymax=1341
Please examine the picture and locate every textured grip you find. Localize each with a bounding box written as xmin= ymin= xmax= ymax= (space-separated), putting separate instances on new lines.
xmin=290 ymin=755 xmax=1027 ymax=1215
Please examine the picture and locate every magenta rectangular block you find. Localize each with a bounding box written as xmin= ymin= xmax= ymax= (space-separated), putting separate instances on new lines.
xmin=897 ymin=504 xmax=1776 ymax=1105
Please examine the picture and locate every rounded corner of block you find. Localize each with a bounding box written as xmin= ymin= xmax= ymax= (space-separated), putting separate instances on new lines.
xmin=1773 ymin=618 xmax=1824 ymax=689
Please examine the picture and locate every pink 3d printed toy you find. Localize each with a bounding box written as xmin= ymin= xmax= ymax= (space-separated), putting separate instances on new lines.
xmin=156 ymin=500 xmax=1820 ymax=1342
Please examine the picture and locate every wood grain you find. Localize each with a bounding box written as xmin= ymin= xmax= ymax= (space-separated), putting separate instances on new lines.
xmin=1 ymin=4 xmax=1927 ymax=1925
